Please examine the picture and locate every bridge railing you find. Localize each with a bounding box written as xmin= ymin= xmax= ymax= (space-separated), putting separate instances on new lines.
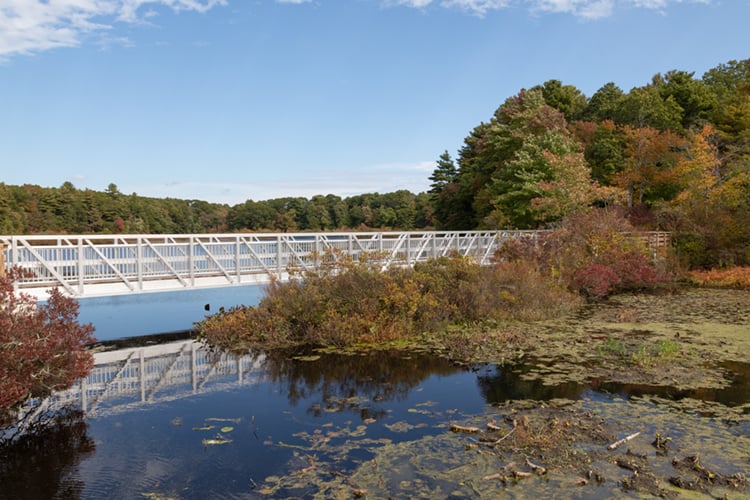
xmin=0 ymin=230 xmax=670 ymax=297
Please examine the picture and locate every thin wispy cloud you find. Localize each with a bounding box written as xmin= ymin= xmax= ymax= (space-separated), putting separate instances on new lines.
xmin=385 ymin=0 xmax=709 ymax=17
xmin=0 ymin=0 xmax=715 ymax=60
xmin=0 ymin=0 xmax=226 ymax=59
xmin=528 ymin=0 xmax=615 ymax=19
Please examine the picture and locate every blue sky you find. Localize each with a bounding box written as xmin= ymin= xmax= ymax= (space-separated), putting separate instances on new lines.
xmin=1 ymin=0 xmax=747 ymax=205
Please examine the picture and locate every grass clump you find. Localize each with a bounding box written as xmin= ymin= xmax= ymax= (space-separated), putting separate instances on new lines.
xmin=596 ymin=335 xmax=682 ymax=368
xmin=196 ymin=251 xmax=579 ymax=351
xmin=688 ymin=266 xmax=750 ymax=289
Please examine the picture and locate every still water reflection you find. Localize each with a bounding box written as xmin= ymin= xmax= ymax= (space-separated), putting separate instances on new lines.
xmin=1 ymin=344 xmax=749 ymax=499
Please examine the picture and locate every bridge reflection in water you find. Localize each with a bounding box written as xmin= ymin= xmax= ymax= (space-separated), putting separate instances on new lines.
xmin=29 ymin=340 xmax=264 ymax=419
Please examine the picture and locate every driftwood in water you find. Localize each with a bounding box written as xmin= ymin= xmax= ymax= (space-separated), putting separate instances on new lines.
xmin=450 ymin=423 xmax=481 ymax=434
xmin=607 ymin=431 xmax=641 ymax=450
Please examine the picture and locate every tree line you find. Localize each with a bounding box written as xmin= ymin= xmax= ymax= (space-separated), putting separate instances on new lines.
xmin=0 ymin=183 xmax=433 ymax=234
xmin=429 ymin=59 xmax=750 ymax=268
xmin=1 ymin=58 xmax=748 ymax=267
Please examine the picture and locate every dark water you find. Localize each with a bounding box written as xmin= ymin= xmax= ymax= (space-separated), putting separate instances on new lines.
xmin=1 ymin=344 xmax=749 ymax=499
xmin=76 ymin=284 xmax=265 ymax=341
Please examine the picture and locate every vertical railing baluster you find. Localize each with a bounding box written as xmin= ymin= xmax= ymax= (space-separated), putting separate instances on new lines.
xmin=235 ymin=236 xmax=241 ymax=284
xmin=189 ymin=236 xmax=195 ymax=287
xmin=137 ymin=236 xmax=143 ymax=292
xmin=406 ymin=233 xmax=411 ymax=267
xmin=276 ymin=234 xmax=282 ymax=278
xmin=78 ymin=238 xmax=84 ymax=295
xmin=12 ymin=237 xmax=18 ymax=293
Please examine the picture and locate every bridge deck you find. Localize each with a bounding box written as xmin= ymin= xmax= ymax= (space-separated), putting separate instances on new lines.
xmin=1 ymin=230 xmax=670 ymax=299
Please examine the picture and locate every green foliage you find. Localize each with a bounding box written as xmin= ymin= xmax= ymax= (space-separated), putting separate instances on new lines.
xmin=446 ymin=89 xmax=604 ymax=229
xmin=597 ymin=336 xmax=681 ymax=367
xmin=197 ymin=251 xmax=579 ymax=350
xmin=531 ymin=79 xmax=588 ymax=122
xmin=612 ymin=85 xmax=684 ymax=132
xmin=580 ymin=82 xmax=624 ymax=122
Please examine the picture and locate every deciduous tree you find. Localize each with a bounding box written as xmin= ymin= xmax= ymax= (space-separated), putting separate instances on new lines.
xmin=1 ymin=269 xmax=95 ymax=424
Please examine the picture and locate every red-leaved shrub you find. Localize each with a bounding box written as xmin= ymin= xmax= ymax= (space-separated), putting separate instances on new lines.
xmin=572 ymin=263 xmax=621 ymax=298
xmin=1 ymin=268 xmax=95 ymax=424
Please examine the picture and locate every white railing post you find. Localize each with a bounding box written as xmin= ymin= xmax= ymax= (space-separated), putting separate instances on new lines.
xmin=78 ymin=238 xmax=84 ymax=295
xmin=137 ymin=236 xmax=143 ymax=292
xmin=11 ymin=237 xmax=18 ymax=293
xmin=235 ymin=236 xmax=241 ymax=283
xmin=276 ymin=235 xmax=283 ymax=278
xmin=189 ymin=236 xmax=195 ymax=287
xmin=406 ymin=233 xmax=411 ymax=266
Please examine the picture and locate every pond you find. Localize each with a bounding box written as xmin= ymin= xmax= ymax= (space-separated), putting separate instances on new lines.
xmin=74 ymin=284 xmax=266 ymax=340
xmin=1 ymin=342 xmax=749 ymax=499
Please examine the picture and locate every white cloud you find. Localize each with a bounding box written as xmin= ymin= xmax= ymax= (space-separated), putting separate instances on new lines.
xmin=0 ymin=0 xmax=226 ymax=59
xmin=441 ymin=0 xmax=511 ymax=16
xmin=0 ymin=0 xmax=716 ymax=60
xmin=528 ymin=0 xmax=615 ymax=19
xmin=388 ymin=0 xmax=435 ymax=8
xmin=389 ymin=0 xmax=713 ymax=17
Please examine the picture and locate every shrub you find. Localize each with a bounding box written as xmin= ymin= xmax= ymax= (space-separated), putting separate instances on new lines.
xmin=572 ymin=263 xmax=621 ymax=298
xmin=496 ymin=208 xmax=671 ymax=298
xmin=688 ymin=267 xmax=750 ymax=289
xmin=197 ymin=252 xmax=579 ymax=350
xmin=1 ymin=269 xmax=95 ymax=426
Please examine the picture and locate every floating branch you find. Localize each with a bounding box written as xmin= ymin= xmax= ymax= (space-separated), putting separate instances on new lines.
xmin=607 ymin=431 xmax=641 ymax=450
xmin=450 ymin=423 xmax=481 ymax=434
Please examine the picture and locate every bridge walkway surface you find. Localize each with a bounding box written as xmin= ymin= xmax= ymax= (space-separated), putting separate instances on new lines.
xmin=0 ymin=230 xmax=670 ymax=300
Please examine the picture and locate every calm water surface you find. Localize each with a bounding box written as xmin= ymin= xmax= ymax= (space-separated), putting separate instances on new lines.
xmin=3 ymin=290 xmax=749 ymax=499
xmin=1 ymin=343 xmax=748 ymax=499
xmin=76 ymin=285 xmax=265 ymax=340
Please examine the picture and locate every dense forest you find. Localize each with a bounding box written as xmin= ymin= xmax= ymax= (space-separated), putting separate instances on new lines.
xmin=0 ymin=183 xmax=433 ymax=235
xmin=1 ymin=59 xmax=748 ymax=268
xmin=428 ymin=59 xmax=750 ymax=268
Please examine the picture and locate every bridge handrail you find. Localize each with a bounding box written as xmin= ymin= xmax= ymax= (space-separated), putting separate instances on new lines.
xmin=0 ymin=230 xmax=670 ymax=297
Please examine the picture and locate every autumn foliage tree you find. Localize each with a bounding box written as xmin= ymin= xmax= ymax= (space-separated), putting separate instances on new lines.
xmin=614 ymin=125 xmax=684 ymax=207
xmin=0 ymin=269 xmax=95 ymax=425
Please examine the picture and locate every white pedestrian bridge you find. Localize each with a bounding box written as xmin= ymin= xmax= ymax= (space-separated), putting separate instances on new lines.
xmin=1 ymin=230 xmax=670 ymax=300
xmin=1 ymin=231 xmax=548 ymax=299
